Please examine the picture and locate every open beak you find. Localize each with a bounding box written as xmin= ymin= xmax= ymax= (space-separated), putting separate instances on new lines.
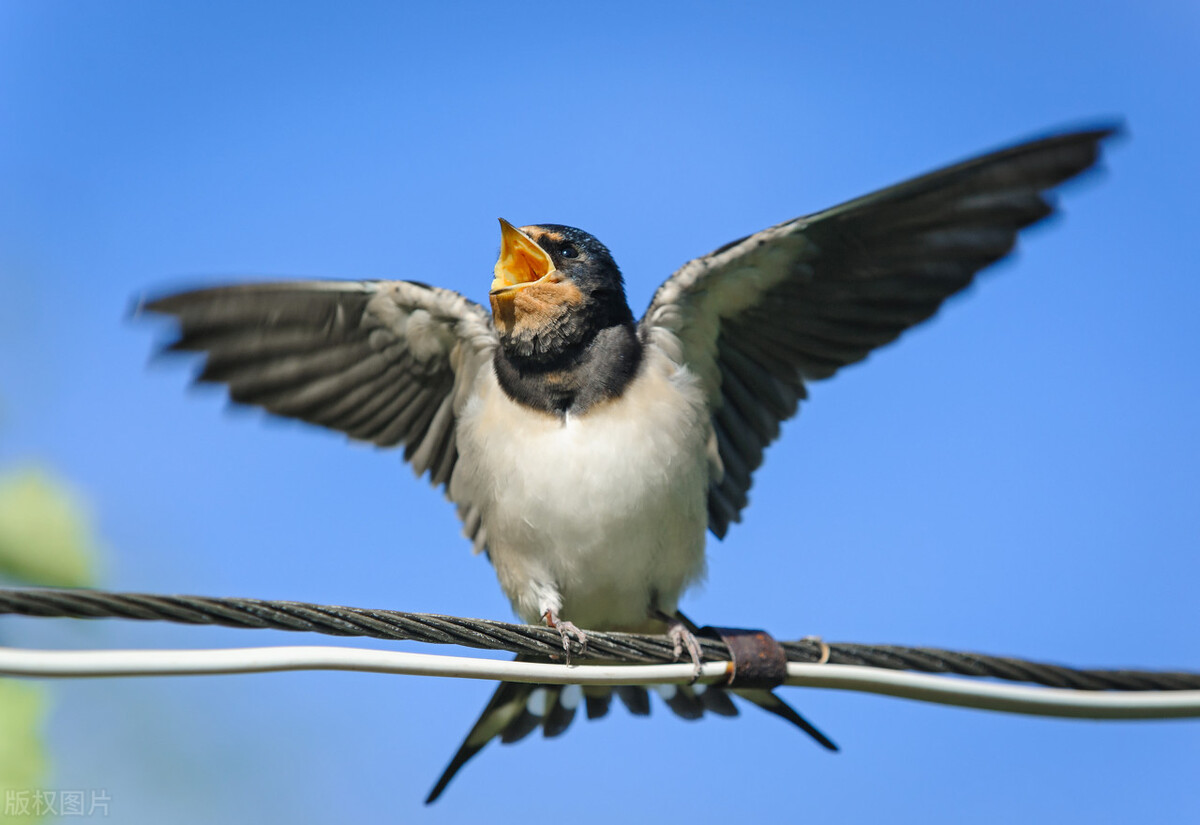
xmin=491 ymin=219 xmax=555 ymax=295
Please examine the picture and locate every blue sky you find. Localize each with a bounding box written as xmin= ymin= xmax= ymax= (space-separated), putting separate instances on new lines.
xmin=2 ymin=1 xmax=1198 ymax=821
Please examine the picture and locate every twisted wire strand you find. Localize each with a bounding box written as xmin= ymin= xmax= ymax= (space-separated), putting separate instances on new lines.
xmin=1 ymin=587 xmax=1196 ymax=691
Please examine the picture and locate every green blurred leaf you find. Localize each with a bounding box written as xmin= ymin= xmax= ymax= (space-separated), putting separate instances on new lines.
xmin=0 ymin=468 xmax=100 ymax=587
xmin=0 ymin=679 xmax=49 ymax=819
xmin=0 ymin=416 xmax=104 ymax=819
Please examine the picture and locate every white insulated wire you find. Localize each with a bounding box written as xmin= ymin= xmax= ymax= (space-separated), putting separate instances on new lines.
xmin=1 ymin=644 xmax=1198 ymax=720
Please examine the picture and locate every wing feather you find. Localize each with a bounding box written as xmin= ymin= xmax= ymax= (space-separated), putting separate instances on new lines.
xmin=143 ymin=279 xmax=497 ymax=549
xmin=641 ymin=126 xmax=1117 ymax=537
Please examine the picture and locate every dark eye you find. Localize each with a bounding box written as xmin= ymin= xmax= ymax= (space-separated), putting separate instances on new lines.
xmin=560 ymin=244 xmax=579 ymax=259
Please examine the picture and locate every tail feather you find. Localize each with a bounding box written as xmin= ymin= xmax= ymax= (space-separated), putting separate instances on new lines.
xmin=615 ymin=685 xmax=651 ymax=716
xmin=425 ymin=664 xmax=837 ymax=803
xmin=734 ymin=688 xmax=839 ymax=751
xmin=583 ymin=685 xmax=612 ymax=719
xmin=657 ymin=683 xmax=705 ymax=720
xmin=696 ymin=684 xmax=739 ymax=717
xmin=425 ymin=679 xmax=537 ymax=804
xmin=497 ymin=700 xmax=542 ymax=743
xmin=543 ymin=684 xmax=580 ymax=737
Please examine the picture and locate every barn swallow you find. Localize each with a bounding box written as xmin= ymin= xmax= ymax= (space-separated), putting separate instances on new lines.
xmin=143 ymin=125 xmax=1116 ymax=802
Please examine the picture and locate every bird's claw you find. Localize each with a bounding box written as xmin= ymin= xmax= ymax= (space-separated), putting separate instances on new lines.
xmin=668 ymin=621 xmax=704 ymax=683
xmin=543 ymin=611 xmax=588 ymax=665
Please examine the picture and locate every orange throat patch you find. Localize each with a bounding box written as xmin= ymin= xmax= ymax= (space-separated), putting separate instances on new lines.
xmin=490 ymin=275 xmax=586 ymax=339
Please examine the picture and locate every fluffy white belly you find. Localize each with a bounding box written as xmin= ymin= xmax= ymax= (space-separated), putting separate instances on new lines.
xmin=452 ymin=345 xmax=712 ymax=630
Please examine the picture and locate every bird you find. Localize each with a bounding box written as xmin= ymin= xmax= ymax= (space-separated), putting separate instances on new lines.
xmin=142 ymin=124 xmax=1116 ymax=802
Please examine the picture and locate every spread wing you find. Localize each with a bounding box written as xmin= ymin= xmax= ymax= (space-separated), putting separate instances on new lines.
xmin=640 ymin=126 xmax=1117 ymax=538
xmin=142 ymin=280 xmax=497 ymax=550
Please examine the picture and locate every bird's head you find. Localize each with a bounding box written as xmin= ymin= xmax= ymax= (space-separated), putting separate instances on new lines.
xmin=489 ymin=220 xmax=632 ymax=362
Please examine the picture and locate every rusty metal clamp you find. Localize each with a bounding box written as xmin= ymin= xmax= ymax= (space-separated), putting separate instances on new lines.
xmin=701 ymin=626 xmax=788 ymax=689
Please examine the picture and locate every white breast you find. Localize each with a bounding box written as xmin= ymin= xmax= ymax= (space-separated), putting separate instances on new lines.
xmin=451 ymin=343 xmax=713 ymax=630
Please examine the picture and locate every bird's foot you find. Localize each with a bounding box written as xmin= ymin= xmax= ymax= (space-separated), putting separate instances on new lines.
xmin=668 ymin=620 xmax=704 ymax=684
xmin=543 ymin=610 xmax=588 ymax=665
